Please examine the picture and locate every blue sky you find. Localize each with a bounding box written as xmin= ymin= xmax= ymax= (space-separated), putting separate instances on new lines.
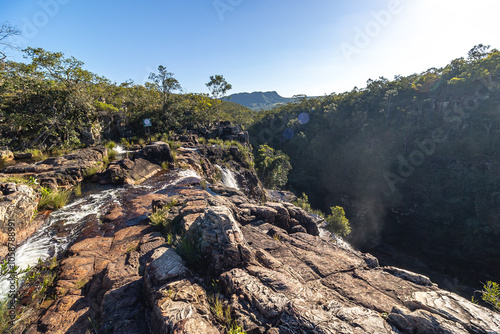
xmin=1 ymin=0 xmax=500 ymax=97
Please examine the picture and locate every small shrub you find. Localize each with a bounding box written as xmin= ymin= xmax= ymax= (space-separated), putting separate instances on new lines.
xmin=26 ymin=148 xmax=49 ymax=161
xmin=0 ymin=300 xmax=12 ymax=333
xmin=325 ymin=206 xmax=351 ymax=237
xmin=208 ymin=294 xmax=247 ymax=334
xmin=198 ymin=137 xmax=206 ymax=144
xmin=481 ymin=281 xmax=500 ymax=312
xmin=104 ymin=140 xmax=116 ymax=150
xmin=293 ymin=193 xmax=325 ymax=217
xmin=149 ymin=207 xmax=171 ymax=229
xmin=175 ymin=238 xmax=201 ymax=267
xmin=38 ymin=187 xmax=72 ymax=211
xmin=161 ymin=161 xmax=169 ymax=170
xmin=73 ymin=183 xmax=82 ymax=197
xmin=120 ymin=138 xmax=131 ymax=149
xmin=107 ymin=149 xmax=117 ymax=162
xmin=83 ymin=166 xmax=99 ymax=179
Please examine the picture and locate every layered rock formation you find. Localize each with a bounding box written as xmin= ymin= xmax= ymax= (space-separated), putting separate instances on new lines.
xmin=97 ymin=142 xmax=174 ymax=185
xmin=0 ymin=146 xmax=108 ymax=189
xmin=0 ymin=182 xmax=39 ymax=258
xmin=16 ymin=145 xmax=500 ymax=334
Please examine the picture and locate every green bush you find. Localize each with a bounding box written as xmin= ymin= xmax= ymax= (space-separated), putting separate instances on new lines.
xmin=175 ymin=238 xmax=201 ymax=267
xmin=82 ymin=166 xmax=99 ymax=179
xmin=482 ymin=281 xmax=500 ymax=312
xmin=107 ymin=149 xmax=117 ymax=162
xmin=255 ymin=144 xmax=291 ymax=189
xmin=325 ymin=206 xmax=351 ymax=237
xmin=104 ymin=140 xmax=116 ymax=150
xmin=73 ymin=183 xmax=82 ymax=197
xmin=149 ymin=207 xmax=172 ymax=230
xmin=38 ymin=187 xmax=72 ymax=210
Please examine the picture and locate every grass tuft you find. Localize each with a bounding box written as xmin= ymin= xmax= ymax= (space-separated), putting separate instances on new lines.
xmin=38 ymin=187 xmax=72 ymax=211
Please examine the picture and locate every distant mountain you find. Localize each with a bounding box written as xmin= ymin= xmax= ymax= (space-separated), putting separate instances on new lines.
xmin=227 ymin=91 xmax=297 ymax=111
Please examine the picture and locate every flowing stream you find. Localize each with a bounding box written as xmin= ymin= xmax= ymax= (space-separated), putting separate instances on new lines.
xmin=215 ymin=165 xmax=240 ymax=190
xmin=0 ymin=188 xmax=122 ymax=301
xmin=0 ymin=167 xmax=205 ymax=301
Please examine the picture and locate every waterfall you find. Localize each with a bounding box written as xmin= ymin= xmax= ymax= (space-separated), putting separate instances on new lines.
xmin=216 ymin=165 xmax=240 ymax=190
xmin=0 ymin=188 xmax=122 ymax=301
xmin=113 ymin=144 xmax=127 ymax=155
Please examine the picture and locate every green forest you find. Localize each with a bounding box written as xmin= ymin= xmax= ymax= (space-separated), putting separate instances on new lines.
xmin=0 ymin=45 xmax=256 ymax=151
xmin=249 ymin=45 xmax=500 ymax=285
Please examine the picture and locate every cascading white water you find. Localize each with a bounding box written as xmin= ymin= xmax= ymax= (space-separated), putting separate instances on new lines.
xmin=215 ymin=165 xmax=240 ymax=190
xmin=0 ymin=188 xmax=122 ymax=301
xmin=113 ymin=144 xmax=127 ymax=155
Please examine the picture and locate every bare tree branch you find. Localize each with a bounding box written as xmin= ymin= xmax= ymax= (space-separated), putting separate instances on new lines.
xmin=0 ymin=22 xmax=21 ymax=61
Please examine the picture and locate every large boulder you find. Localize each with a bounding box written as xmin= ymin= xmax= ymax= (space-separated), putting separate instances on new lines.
xmin=97 ymin=158 xmax=161 ymax=185
xmin=133 ymin=141 xmax=174 ymax=165
xmin=186 ymin=206 xmax=254 ymax=273
xmin=0 ymin=182 xmax=38 ymax=229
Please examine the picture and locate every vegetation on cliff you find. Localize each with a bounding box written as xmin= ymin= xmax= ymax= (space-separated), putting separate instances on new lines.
xmin=0 ymin=47 xmax=256 ymax=151
xmin=249 ymin=44 xmax=500 ymax=286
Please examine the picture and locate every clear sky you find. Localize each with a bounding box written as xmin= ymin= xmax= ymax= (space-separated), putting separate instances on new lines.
xmin=1 ymin=0 xmax=500 ymax=97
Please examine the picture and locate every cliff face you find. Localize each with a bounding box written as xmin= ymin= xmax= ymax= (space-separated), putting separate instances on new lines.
xmin=12 ymin=143 xmax=500 ymax=333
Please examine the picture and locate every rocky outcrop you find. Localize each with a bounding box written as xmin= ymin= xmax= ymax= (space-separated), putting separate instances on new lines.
xmin=97 ymin=141 xmax=174 ymax=185
xmin=97 ymin=158 xmax=162 ymax=185
xmin=195 ymin=121 xmax=249 ymax=144
xmin=0 ymin=182 xmax=39 ymax=259
xmin=0 ymin=183 xmax=38 ymax=228
xmin=132 ymin=141 xmax=174 ymax=166
xmin=0 ymin=146 xmax=108 ymax=188
xmin=17 ymin=145 xmax=500 ymax=334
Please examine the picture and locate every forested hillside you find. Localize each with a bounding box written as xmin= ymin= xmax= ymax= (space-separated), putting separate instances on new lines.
xmin=249 ymin=45 xmax=500 ymax=286
xmin=0 ymin=48 xmax=256 ymax=150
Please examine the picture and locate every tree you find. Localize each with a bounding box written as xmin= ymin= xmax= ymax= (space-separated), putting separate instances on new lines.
xmin=468 ymin=44 xmax=490 ymax=61
xmin=206 ymin=74 xmax=232 ymax=122
xmin=148 ymin=65 xmax=182 ymax=113
xmin=255 ymin=144 xmax=292 ymax=189
xmin=0 ymin=22 xmax=20 ymax=62
xmin=325 ymin=206 xmax=351 ymax=237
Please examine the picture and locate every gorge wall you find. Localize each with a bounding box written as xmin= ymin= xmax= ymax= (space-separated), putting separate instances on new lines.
xmin=3 ymin=139 xmax=499 ymax=333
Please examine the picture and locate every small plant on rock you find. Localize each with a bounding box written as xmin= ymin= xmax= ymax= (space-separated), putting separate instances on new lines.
xmin=38 ymin=186 xmax=72 ymax=210
xmin=325 ymin=206 xmax=351 ymax=237
xmin=481 ymin=281 xmax=500 ymax=313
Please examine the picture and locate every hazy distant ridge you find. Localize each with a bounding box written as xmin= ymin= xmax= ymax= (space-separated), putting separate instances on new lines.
xmin=227 ymin=91 xmax=296 ymax=110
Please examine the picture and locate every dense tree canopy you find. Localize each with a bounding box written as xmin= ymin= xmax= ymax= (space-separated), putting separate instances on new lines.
xmin=0 ymin=45 xmax=255 ymax=150
xmin=249 ymin=45 xmax=500 ymax=284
